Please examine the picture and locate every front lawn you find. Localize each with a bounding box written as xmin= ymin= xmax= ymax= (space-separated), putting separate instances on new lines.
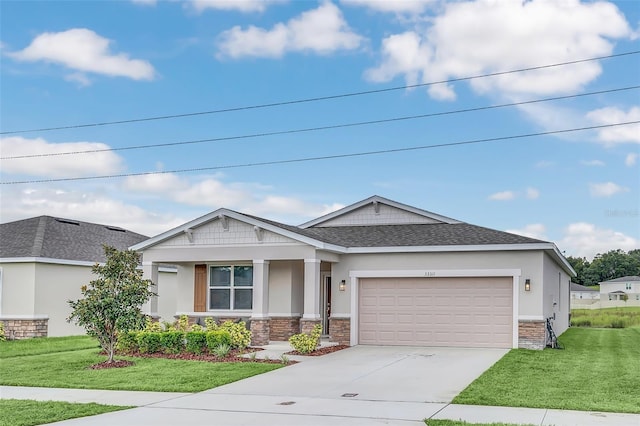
xmin=0 ymin=335 xmax=98 ymax=358
xmin=0 ymin=337 xmax=281 ymax=393
xmin=0 ymin=399 xmax=130 ymax=426
xmin=454 ymin=327 xmax=640 ymax=413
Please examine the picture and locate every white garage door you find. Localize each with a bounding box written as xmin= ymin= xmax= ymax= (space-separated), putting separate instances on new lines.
xmin=359 ymin=277 xmax=513 ymax=348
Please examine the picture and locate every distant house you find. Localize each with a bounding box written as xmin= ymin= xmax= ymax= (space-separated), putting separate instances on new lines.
xmin=600 ymin=276 xmax=640 ymax=303
xmin=0 ymin=216 xmax=177 ymax=339
xmin=570 ymin=282 xmax=599 ymax=308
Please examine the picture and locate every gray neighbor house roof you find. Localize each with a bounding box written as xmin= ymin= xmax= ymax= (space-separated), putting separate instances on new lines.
xmin=600 ymin=276 xmax=640 ymax=284
xmin=0 ymin=216 xmax=149 ymax=263
xmin=570 ymin=282 xmax=598 ymax=292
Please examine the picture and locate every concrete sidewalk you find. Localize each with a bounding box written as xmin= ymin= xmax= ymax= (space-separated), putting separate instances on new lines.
xmin=3 ymin=385 xmax=640 ymax=425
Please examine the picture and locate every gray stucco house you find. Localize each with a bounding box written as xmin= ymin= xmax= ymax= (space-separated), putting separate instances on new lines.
xmin=132 ymin=195 xmax=574 ymax=350
xmin=0 ymin=216 xmax=176 ymax=338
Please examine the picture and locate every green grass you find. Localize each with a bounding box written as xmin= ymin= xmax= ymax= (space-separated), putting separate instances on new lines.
xmin=0 ymin=335 xmax=98 ymax=358
xmin=0 ymin=336 xmax=282 ymax=392
xmin=0 ymin=399 xmax=130 ymax=426
xmin=454 ymin=327 xmax=640 ymax=413
xmin=426 ymin=421 xmax=533 ymax=426
xmin=571 ymin=307 xmax=640 ymax=328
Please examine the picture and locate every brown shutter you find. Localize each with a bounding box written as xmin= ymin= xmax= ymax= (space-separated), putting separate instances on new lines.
xmin=194 ymin=264 xmax=207 ymax=312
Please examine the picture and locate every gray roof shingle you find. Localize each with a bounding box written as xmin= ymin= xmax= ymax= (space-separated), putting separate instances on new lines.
xmin=0 ymin=216 xmax=149 ymax=262
xmin=600 ymin=276 xmax=640 ymax=283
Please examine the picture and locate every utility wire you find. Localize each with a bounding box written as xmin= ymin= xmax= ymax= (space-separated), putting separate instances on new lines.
xmin=2 ymin=50 xmax=638 ymax=135
xmin=2 ymin=121 xmax=637 ymax=185
xmin=3 ymin=85 xmax=638 ymax=160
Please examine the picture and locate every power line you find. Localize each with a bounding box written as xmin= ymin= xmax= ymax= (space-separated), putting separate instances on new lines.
xmin=2 ymin=121 xmax=637 ymax=185
xmin=3 ymin=85 xmax=638 ymax=160
xmin=2 ymin=50 xmax=638 ymax=136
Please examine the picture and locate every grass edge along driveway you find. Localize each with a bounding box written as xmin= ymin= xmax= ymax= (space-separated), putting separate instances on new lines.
xmin=0 ymin=399 xmax=131 ymax=426
xmin=454 ymin=327 xmax=640 ymax=414
xmin=0 ymin=336 xmax=282 ymax=393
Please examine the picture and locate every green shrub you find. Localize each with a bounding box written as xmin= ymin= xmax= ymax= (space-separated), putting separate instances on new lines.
xmin=571 ymin=318 xmax=592 ymax=327
xmin=211 ymin=343 xmax=232 ymax=359
xmin=176 ymin=315 xmax=190 ymax=332
xmin=0 ymin=322 xmax=6 ymax=342
xmin=116 ymin=331 xmax=139 ymax=353
xmin=609 ymin=319 xmax=626 ymax=328
xmin=289 ymin=324 xmax=322 ymax=354
xmin=143 ymin=317 xmax=163 ymax=333
xmin=137 ymin=332 xmax=162 ymax=354
xmin=206 ymin=330 xmax=232 ymax=352
xmin=160 ymin=331 xmax=185 ymax=354
xmin=185 ymin=331 xmax=207 ymax=354
xmin=220 ymin=321 xmax=252 ymax=349
xmin=190 ymin=323 xmax=204 ymax=332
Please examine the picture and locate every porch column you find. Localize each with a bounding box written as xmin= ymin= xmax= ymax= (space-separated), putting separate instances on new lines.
xmin=142 ymin=262 xmax=159 ymax=318
xmin=250 ymin=260 xmax=270 ymax=345
xmin=301 ymin=258 xmax=321 ymax=334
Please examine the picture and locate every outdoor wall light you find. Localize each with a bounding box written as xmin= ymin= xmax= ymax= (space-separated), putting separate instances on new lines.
xmin=339 ymin=280 xmax=346 ymax=292
xmin=525 ymin=279 xmax=531 ymax=292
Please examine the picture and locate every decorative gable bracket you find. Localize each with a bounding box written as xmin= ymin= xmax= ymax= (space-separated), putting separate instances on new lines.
xmin=218 ymin=214 xmax=229 ymax=231
xmin=254 ymin=226 xmax=264 ymax=242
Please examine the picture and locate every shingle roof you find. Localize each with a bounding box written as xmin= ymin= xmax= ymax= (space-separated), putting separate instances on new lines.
xmin=0 ymin=216 xmax=149 ymax=262
xmin=244 ymin=214 xmax=545 ymax=247
xmin=600 ymin=276 xmax=640 ymax=283
xmin=571 ymin=282 xmax=598 ymax=292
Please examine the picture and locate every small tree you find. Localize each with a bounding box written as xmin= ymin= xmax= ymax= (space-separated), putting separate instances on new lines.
xmin=68 ymin=246 xmax=155 ymax=363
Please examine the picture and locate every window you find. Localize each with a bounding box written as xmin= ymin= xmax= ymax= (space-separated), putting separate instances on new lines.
xmin=209 ymin=265 xmax=253 ymax=310
xmin=625 ymin=283 xmax=632 ymax=290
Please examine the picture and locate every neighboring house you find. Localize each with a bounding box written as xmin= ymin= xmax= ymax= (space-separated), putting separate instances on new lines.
xmin=0 ymin=216 xmax=177 ymax=339
xmin=570 ymin=282 xmax=599 ymax=308
xmin=131 ymin=195 xmax=574 ymax=350
xmin=600 ymin=276 xmax=640 ymax=303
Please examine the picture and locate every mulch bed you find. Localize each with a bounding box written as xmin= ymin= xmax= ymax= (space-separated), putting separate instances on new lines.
xmin=89 ymin=359 xmax=135 ymax=370
xmin=286 ymin=345 xmax=349 ymax=356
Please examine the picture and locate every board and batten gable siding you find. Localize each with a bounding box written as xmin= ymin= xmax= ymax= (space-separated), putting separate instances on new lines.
xmin=313 ymin=203 xmax=442 ymax=227
xmin=153 ymin=217 xmax=300 ymax=248
xmin=194 ymin=264 xmax=207 ymax=312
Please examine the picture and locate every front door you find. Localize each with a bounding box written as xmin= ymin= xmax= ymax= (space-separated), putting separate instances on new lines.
xmin=321 ymin=275 xmax=332 ymax=335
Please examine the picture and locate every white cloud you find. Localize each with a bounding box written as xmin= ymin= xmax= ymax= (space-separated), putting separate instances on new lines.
xmin=625 ymin=153 xmax=638 ymax=167
xmin=216 ymin=2 xmax=363 ymax=59
xmin=586 ymin=106 xmax=640 ymax=146
xmin=0 ymin=186 xmax=185 ymax=237
xmin=64 ymin=72 xmax=92 ymax=87
xmin=488 ymin=190 xmax=515 ymax=201
xmin=9 ymin=28 xmax=155 ymax=81
xmin=124 ymin=173 xmax=344 ymax=220
xmin=366 ymin=0 xmax=632 ymax=100
xmin=526 ymin=187 xmax=540 ymax=200
xmin=188 ymin=0 xmax=285 ymax=13
xmin=0 ymin=136 xmax=123 ymax=178
xmin=506 ymin=223 xmax=547 ymax=240
xmin=342 ymin=0 xmax=432 ymax=14
xmin=560 ymin=222 xmax=639 ymax=260
xmin=589 ymin=182 xmax=629 ymax=198
xmin=580 ymin=160 xmax=605 ymax=167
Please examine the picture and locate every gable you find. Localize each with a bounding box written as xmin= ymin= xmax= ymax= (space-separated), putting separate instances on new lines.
xmin=152 ymin=217 xmax=301 ymax=248
xmin=312 ymin=203 xmax=444 ymax=227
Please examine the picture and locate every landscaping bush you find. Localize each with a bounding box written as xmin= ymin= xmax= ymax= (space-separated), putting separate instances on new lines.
xmin=211 ymin=343 xmax=232 ymax=359
xmin=205 ymin=317 xmax=218 ymax=332
xmin=116 ymin=331 xmax=139 ymax=353
xmin=571 ymin=318 xmax=591 ymax=327
xmin=160 ymin=331 xmax=185 ymax=354
xmin=610 ymin=319 xmax=626 ymax=328
xmin=176 ymin=315 xmax=191 ymax=332
xmin=137 ymin=332 xmax=162 ymax=354
xmin=0 ymin=322 xmax=5 ymax=342
xmin=143 ymin=317 xmax=163 ymax=333
xmin=289 ymin=324 xmax=322 ymax=354
xmin=206 ymin=330 xmax=232 ymax=352
xmin=220 ymin=321 xmax=252 ymax=349
xmin=185 ymin=331 xmax=207 ymax=354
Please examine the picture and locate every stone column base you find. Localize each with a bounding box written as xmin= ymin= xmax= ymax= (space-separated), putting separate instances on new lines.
xmin=518 ymin=320 xmax=546 ymax=350
xmin=269 ymin=317 xmax=300 ymax=341
xmin=250 ymin=319 xmax=270 ymax=346
xmin=329 ymin=317 xmax=351 ymax=345
xmin=1 ymin=318 xmax=48 ymax=339
xmin=300 ymin=318 xmax=321 ymax=334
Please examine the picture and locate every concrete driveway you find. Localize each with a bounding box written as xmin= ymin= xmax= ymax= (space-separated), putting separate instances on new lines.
xmin=50 ymin=346 xmax=507 ymax=425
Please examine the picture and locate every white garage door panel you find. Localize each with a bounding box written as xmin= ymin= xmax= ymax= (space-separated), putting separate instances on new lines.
xmin=358 ymin=277 xmax=513 ymax=348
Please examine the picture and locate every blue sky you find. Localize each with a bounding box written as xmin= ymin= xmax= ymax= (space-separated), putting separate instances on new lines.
xmin=1 ymin=0 xmax=638 ymax=259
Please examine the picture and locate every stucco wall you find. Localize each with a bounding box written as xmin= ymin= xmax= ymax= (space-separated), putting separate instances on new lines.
xmin=330 ymin=250 xmax=545 ymax=318
xmin=542 ymin=252 xmax=571 ymax=336
xmin=1 ymin=263 xmax=36 ymax=316
xmin=175 ymin=264 xmax=196 ymax=313
xmin=156 ymin=270 xmax=178 ymax=324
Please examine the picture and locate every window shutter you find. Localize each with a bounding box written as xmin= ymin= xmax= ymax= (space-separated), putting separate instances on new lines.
xmin=194 ymin=264 xmax=207 ymax=312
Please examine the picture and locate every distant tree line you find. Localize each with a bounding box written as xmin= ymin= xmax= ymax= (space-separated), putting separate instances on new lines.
xmin=567 ymin=249 xmax=640 ymax=287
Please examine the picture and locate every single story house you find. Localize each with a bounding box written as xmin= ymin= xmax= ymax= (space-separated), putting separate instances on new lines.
xmin=600 ymin=276 xmax=640 ymax=302
xmin=570 ymin=282 xmax=599 ymax=308
xmin=132 ymin=195 xmax=574 ymax=350
xmin=0 ymin=216 xmax=176 ymax=338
